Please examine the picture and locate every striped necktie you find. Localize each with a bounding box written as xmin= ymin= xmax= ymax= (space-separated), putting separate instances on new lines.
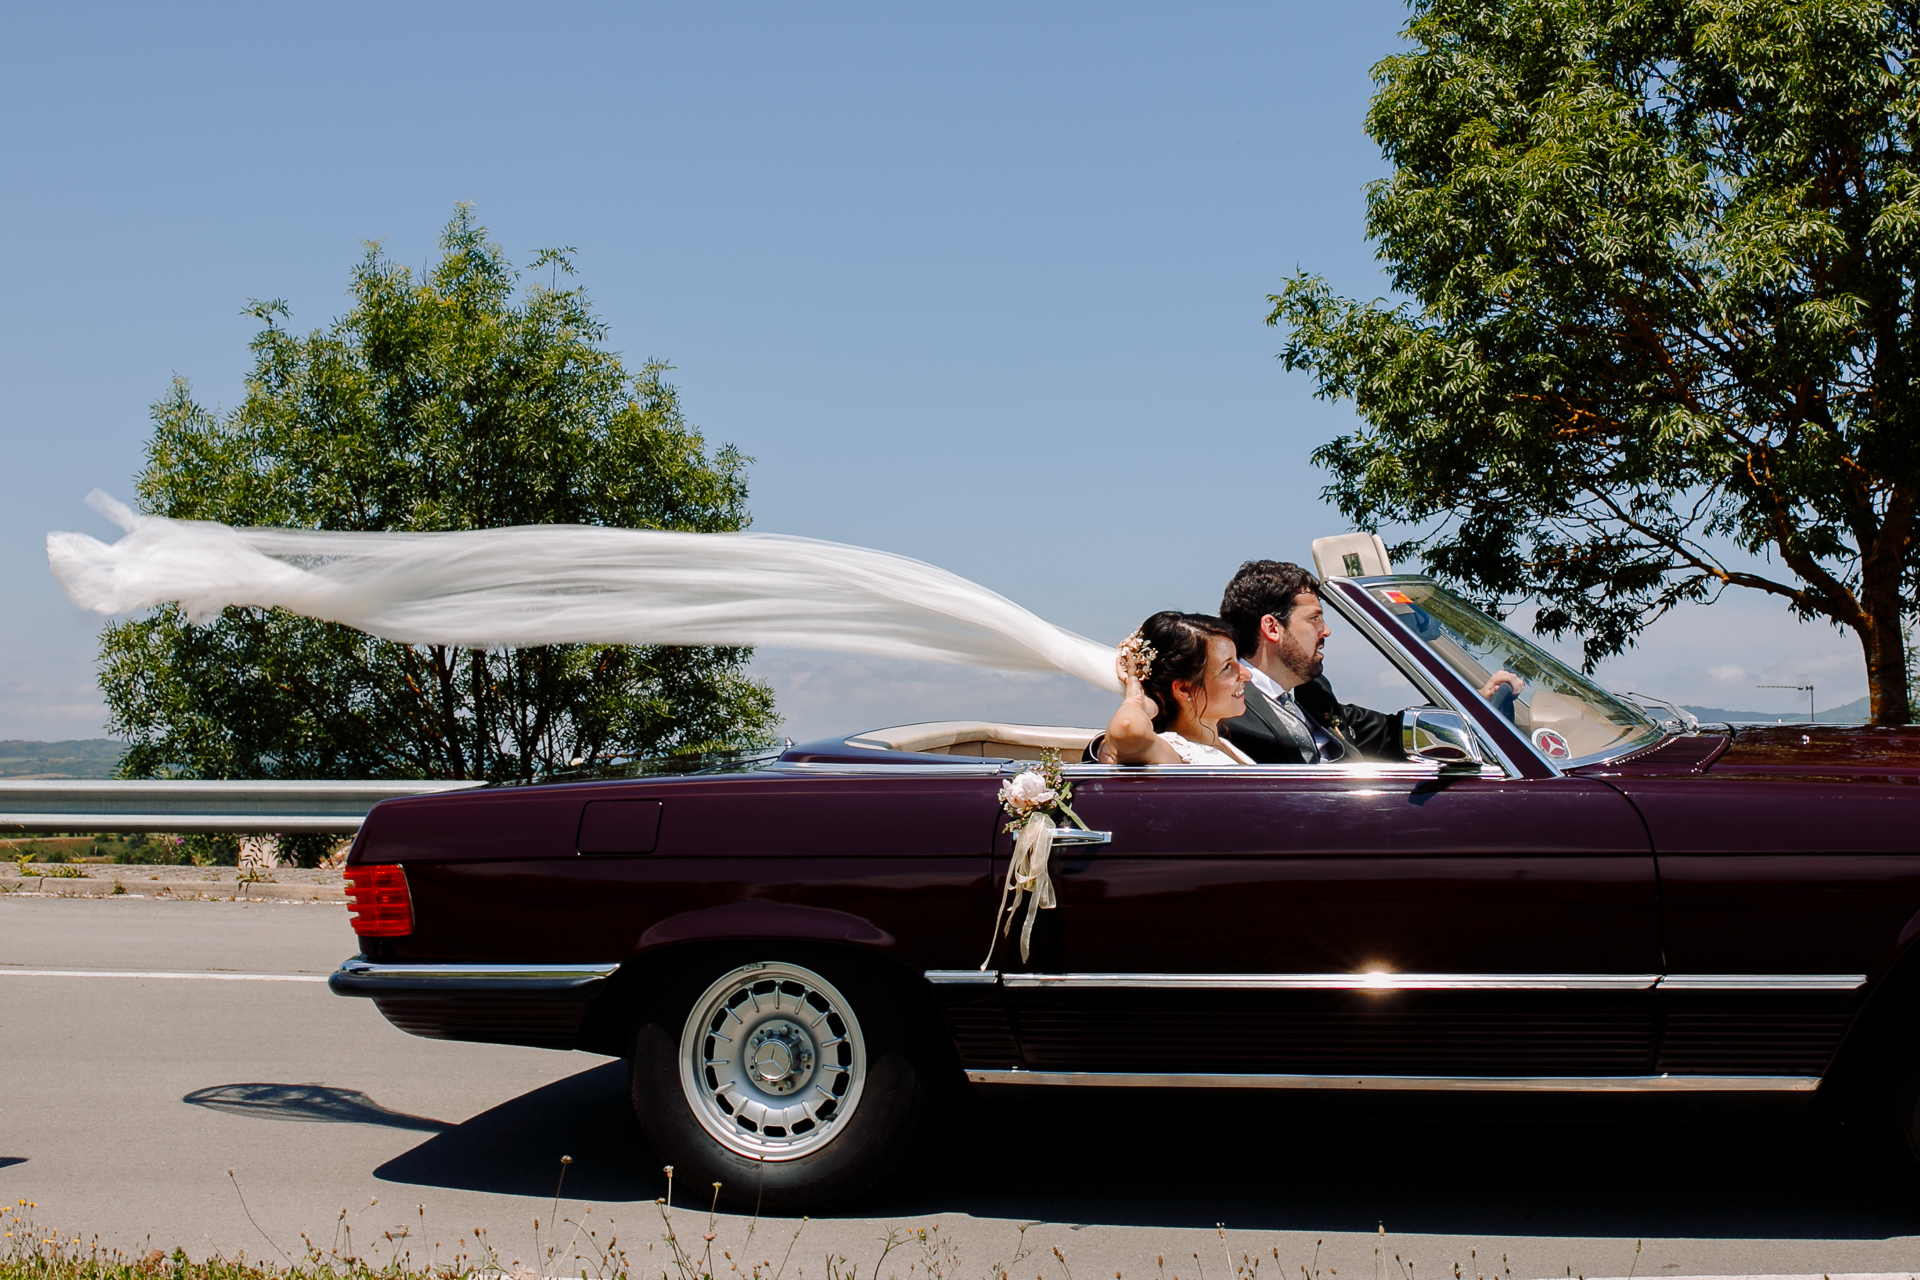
xmin=1272 ymin=688 xmax=1322 ymax=761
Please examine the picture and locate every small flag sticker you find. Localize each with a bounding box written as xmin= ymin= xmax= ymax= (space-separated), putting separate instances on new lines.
xmin=1382 ymin=589 xmax=1412 ymax=604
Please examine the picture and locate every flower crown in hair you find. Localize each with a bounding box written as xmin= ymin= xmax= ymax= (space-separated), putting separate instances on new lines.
xmin=1116 ymin=631 xmax=1157 ymax=683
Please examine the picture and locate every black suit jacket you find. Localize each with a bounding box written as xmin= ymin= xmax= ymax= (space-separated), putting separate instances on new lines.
xmin=1223 ymin=674 xmax=1406 ymax=764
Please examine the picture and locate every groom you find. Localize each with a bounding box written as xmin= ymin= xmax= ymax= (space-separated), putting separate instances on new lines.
xmin=1217 ymin=560 xmax=1404 ymax=763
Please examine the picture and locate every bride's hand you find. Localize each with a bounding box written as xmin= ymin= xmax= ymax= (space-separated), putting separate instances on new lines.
xmin=1115 ymin=654 xmax=1158 ymax=718
xmin=1105 ymin=652 xmax=1169 ymax=764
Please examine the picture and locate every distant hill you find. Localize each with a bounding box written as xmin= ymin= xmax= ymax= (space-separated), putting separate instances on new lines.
xmin=0 ymin=739 xmax=125 ymax=779
xmin=1681 ymin=695 xmax=1871 ymax=725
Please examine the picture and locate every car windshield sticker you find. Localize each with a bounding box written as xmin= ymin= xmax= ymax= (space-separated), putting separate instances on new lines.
xmin=1382 ymin=589 xmax=1412 ymax=604
xmin=1531 ymin=727 xmax=1571 ymax=759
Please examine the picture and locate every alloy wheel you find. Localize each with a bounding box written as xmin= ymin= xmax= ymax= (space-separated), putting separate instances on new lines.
xmin=677 ymin=961 xmax=868 ymax=1161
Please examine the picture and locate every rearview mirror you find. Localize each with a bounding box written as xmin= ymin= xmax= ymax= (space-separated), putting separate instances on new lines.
xmin=1401 ymin=707 xmax=1484 ymax=770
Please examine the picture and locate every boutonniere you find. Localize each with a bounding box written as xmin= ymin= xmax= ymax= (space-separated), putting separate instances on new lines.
xmin=982 ymin=749 xmax=1090 ymax=968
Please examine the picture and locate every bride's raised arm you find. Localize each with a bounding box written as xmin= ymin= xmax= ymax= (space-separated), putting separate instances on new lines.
xmin=1099 ymin=642 xmax=1183 ymax=765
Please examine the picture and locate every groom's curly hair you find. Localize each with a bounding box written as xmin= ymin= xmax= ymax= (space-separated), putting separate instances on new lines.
xmin=1220 ymin=560 xmax=1320 ymax=658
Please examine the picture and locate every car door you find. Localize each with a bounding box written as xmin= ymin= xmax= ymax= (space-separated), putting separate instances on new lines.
xmin=985 ymin=761 xmax=1661 ymax=1081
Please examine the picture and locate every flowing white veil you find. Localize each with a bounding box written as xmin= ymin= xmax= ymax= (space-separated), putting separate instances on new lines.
xmin=46 ymin=492 xmax=1121 ymax=693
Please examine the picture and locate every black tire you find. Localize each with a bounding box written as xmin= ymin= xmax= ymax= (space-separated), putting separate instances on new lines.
xmin=1889 ymin=1011 xmax=1920 ymax=1167
xmin=629 ymin=953 xmax=927 ymax=1212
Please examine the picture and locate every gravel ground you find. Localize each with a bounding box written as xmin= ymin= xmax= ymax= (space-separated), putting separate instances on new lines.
xmin=0 ymin=861 xmax=346 ymax=902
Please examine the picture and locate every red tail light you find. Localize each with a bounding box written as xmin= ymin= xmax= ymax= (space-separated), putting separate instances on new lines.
xmin=344 ymin=864 xmax=413 ymax=937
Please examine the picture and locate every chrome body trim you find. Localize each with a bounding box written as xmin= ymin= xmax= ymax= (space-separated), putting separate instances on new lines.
xmin=328 ymin=957 xmax=619 ymax=997
xmin=1048 ymin=828 xmax=1112 ymax=846
xmin=1058 ymin=762 xmax=1502 ymax=781
xmin=1658 ymin=973 xmax=1868 ymax=991
xmin=998 ymin=972 xmax=1662 ymax=990
xmin=988 ymin=971 xmax=1869 ymax=990
xmin=759 ymin=761 xmax=1006 ymax=777
xmin=965 ymin=1069 xmax=1822 ymax=1093
xmin=925 ymin=969 xmax=1000 ymax=985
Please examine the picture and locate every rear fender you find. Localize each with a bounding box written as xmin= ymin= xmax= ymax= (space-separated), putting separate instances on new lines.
xmin=636 ymin=901 xmax=895 ymax=951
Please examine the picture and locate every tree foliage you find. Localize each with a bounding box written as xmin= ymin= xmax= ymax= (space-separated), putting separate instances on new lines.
xmin=1271 ymin=0 xmax=1920 ymax=722
xmin=103 ymin=206 xmax=778 ymax=783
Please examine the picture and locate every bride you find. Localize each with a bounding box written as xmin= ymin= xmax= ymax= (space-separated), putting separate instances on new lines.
xmin=1098 ymin=611 xmax=1253 ymax=765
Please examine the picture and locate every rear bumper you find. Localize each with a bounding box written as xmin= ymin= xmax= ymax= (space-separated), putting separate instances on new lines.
xmin=329 ymin=957 xmax=622 ymax=1049
xmin=328 ymin=957 xmax=620 ymax=995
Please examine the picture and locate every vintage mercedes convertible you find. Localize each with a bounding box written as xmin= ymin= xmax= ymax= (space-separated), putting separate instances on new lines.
xmin=329 ymin=574 xmax=1920 ymax=1208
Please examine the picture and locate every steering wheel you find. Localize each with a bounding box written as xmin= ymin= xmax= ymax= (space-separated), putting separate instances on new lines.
xmin=1485 ymin=677 xmax=1523 ymax=722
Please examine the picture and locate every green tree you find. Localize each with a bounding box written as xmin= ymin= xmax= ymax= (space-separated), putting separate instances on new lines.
xmin=1271 ymin=0 xmax=1920 ymax=723
xmin=103 ymin=206 xmax=778 ymax=792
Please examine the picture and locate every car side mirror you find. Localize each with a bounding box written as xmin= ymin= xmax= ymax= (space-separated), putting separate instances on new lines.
xmin=1401 ymin=707 xmax=1484 ymax=770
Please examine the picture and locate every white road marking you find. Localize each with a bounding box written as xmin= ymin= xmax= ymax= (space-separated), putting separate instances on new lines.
xmin=0 ymin=967 xmax=327 ymax=982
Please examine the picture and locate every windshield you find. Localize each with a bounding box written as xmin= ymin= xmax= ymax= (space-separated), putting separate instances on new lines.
xmin=1364 ymin=580 xmax=1663 ymax=763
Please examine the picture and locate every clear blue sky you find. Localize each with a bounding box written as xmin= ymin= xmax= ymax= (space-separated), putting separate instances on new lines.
xmin=0 ymin=1 xmax=1864 ymax=742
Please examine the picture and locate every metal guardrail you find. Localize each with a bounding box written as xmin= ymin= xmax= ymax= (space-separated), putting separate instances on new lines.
xmin=0 ymin=779 xmax=485 ymax=834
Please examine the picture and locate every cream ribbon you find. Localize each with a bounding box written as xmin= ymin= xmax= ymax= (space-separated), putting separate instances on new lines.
xmin=981 ymin=812 xmax=1059 ymax=968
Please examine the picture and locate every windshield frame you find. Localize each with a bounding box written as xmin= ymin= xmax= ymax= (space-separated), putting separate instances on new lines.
xmin=1319 ymin=574 xmax=1672 ymax=774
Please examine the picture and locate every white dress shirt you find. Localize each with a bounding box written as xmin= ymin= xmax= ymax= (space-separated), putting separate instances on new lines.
xmin=1241 ymin=661 xmax=1332 ymax=761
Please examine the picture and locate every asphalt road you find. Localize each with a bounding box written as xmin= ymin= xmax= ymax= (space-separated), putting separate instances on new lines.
xmin=2 ymin=897 xmax=1918 ymax=1280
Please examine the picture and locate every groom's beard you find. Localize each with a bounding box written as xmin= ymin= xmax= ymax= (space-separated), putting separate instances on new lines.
xmin=1277 ymin=633 xmax=1323 ymax=684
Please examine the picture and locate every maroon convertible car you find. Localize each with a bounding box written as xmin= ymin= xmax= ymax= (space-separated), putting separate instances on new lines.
xmin=329 ymin=574 xmax=1920 ymax=1208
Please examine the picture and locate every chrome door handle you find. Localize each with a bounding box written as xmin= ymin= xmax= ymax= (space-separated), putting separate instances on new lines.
xmin=1050 ymin=829 xmax=1112 ymax=847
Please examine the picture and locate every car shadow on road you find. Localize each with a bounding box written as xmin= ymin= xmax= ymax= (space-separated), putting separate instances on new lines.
xmin=374 ymin=1061 xmax=662 ymax=1204
xmin=370 ymin=1062 xmax=1920 ymax=1240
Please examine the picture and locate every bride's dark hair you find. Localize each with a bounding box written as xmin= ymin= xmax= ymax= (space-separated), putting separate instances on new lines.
xmin=1134 ymin=611 xmax=1236 ymax=733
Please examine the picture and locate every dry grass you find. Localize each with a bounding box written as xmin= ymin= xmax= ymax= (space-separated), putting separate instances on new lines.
xmin=3 ymin=1177 xmax=1610 ymax=1280
xmin=2 ymin=1174 xmax=994 ymax=1280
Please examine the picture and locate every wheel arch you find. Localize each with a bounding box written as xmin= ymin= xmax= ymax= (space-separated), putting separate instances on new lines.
xmin=1818 ymin=925 xmax=1920 ymax=1109
xmin=575 ymin=936 xmax=966 ymax=1092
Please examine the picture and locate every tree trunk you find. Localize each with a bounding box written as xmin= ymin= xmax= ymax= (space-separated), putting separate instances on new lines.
xmin=1859 ymin=601 xmax=1914 ymax=726
xmin=468 ymin=648 xmax=490 ymax=781
xmin=431 ymin=645 xmax=468 ymax=779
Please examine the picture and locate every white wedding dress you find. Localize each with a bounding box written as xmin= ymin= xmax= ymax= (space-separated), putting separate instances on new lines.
xmin=1157 ymin=731 xmax=1253 ymax=765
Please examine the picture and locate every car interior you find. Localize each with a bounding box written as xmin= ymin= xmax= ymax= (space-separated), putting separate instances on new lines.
xmin=845 ymin=720 xmax=1098 ymax=760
